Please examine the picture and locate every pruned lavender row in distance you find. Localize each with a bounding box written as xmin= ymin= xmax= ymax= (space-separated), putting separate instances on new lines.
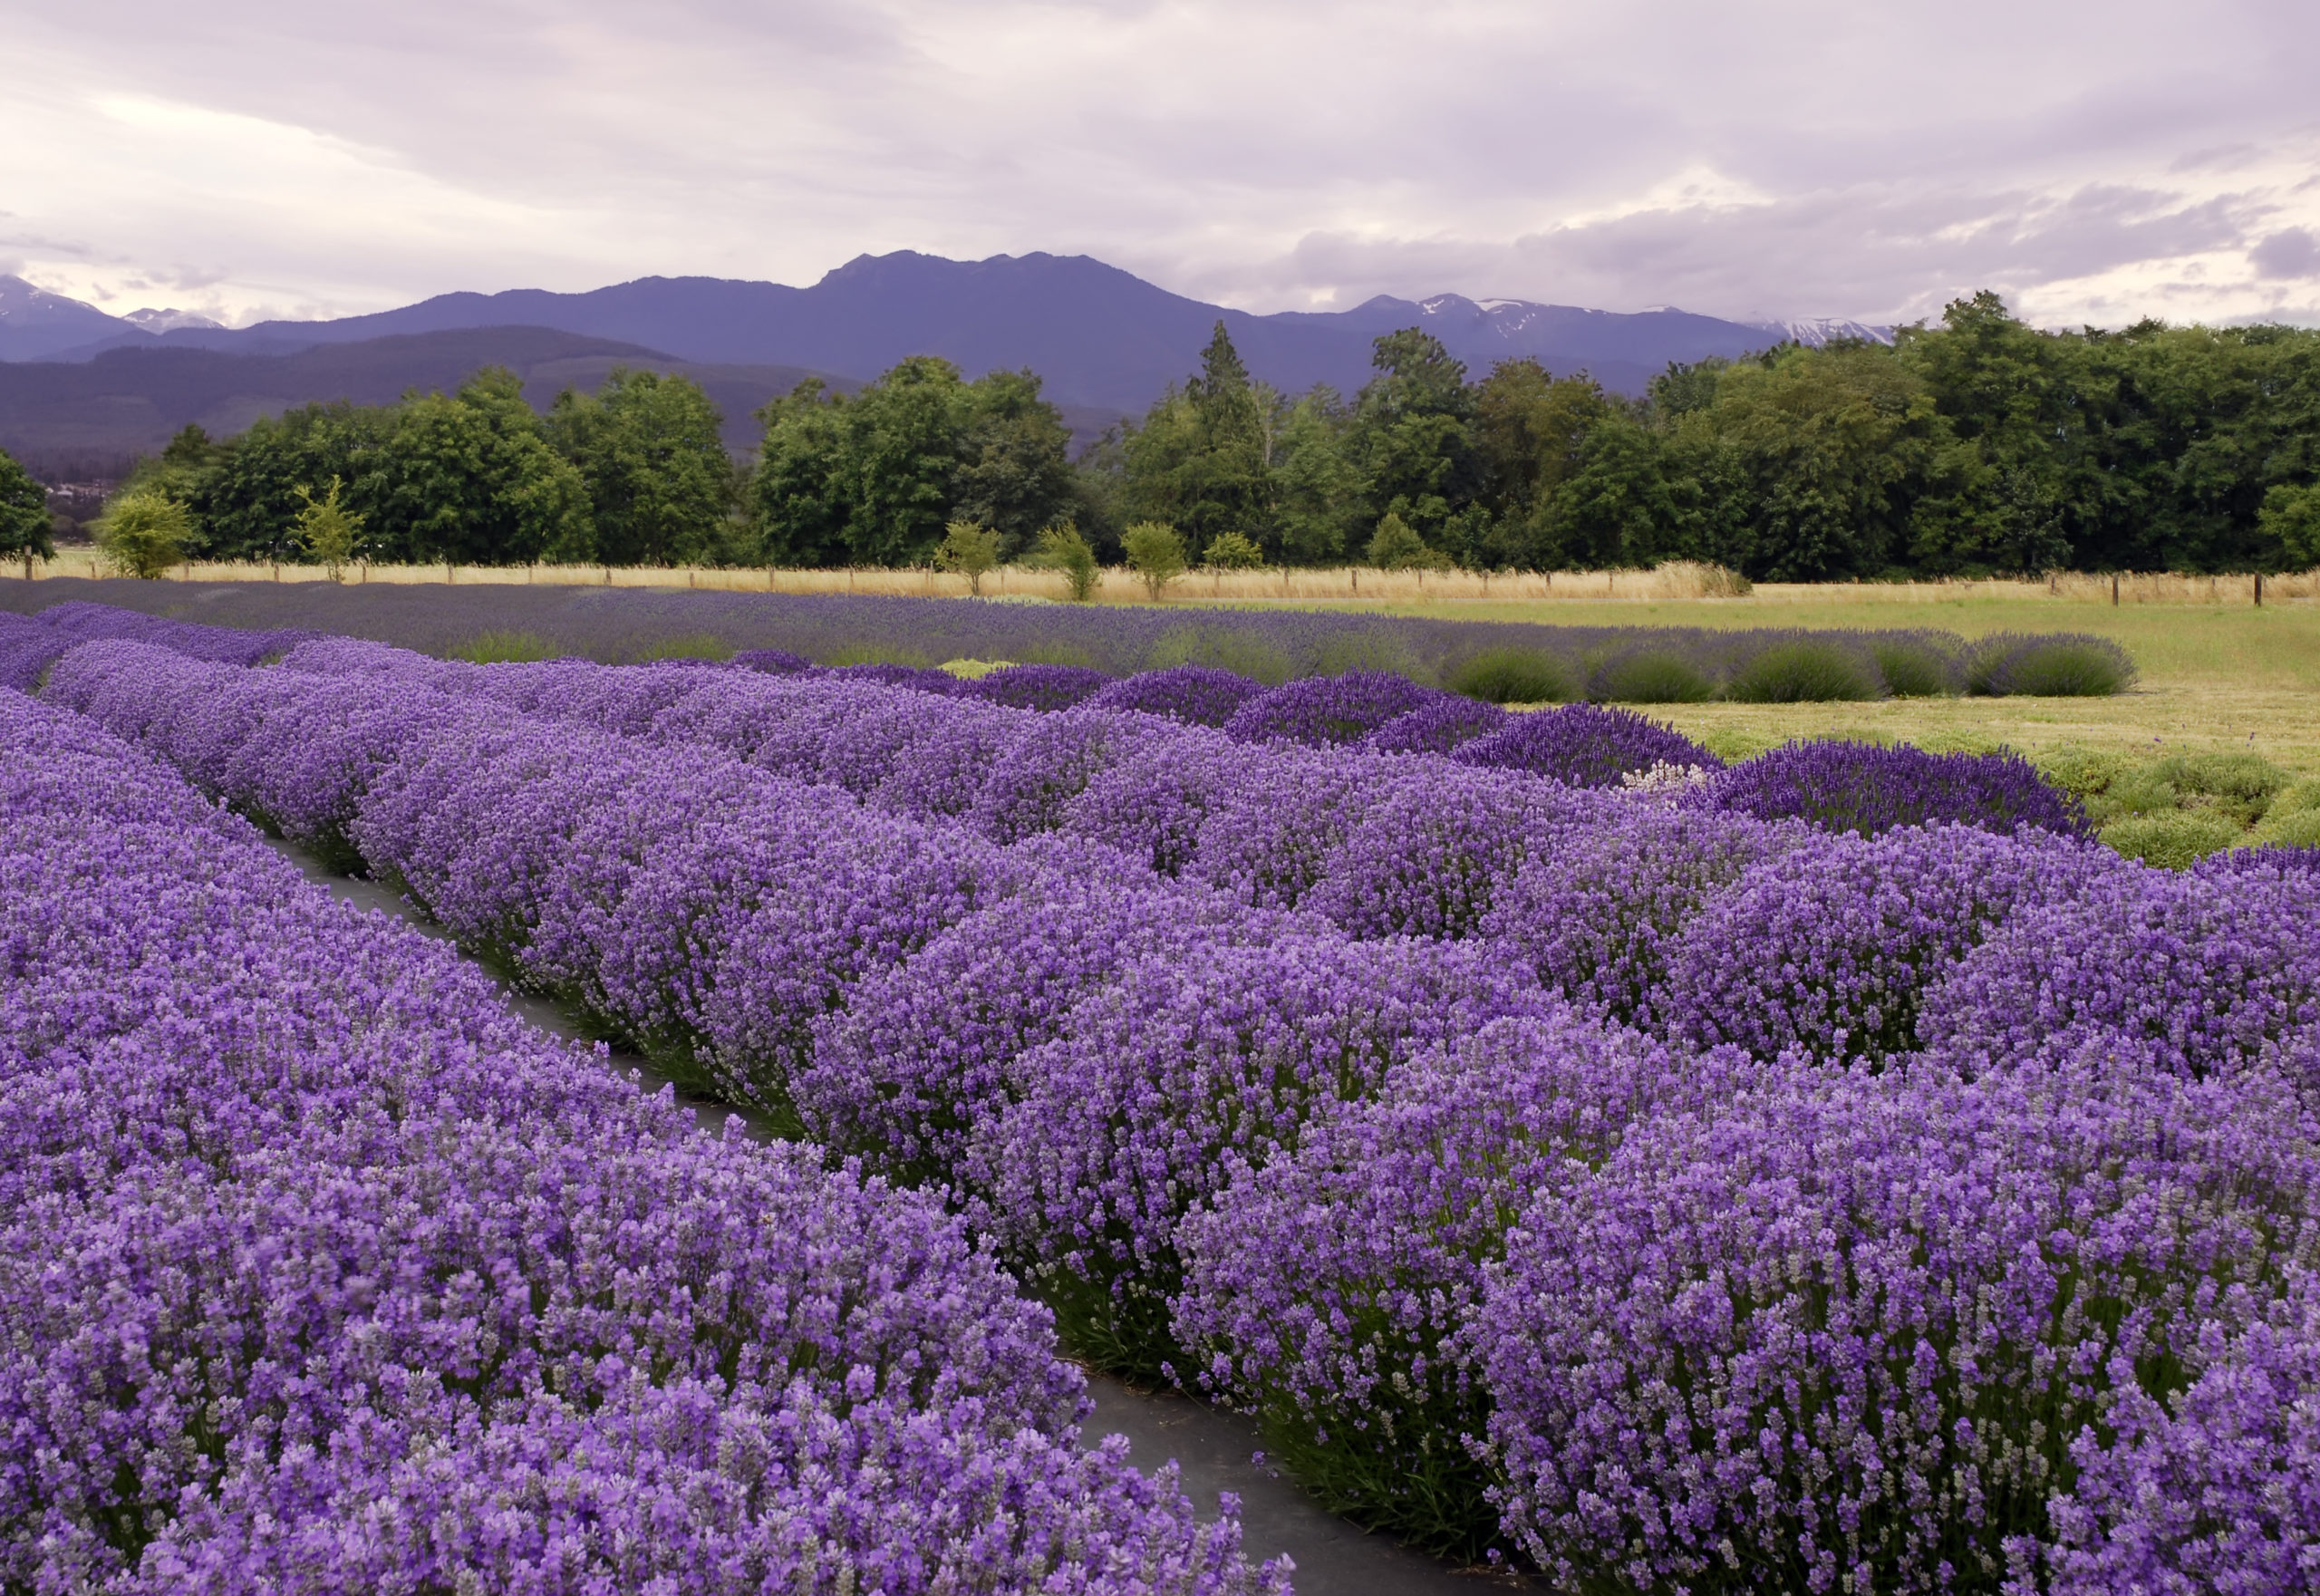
xmin=25 ymin=623 xmax=2313 ymax=1585
xmin=0 ymin=581 xmax=2134 ymax=697
xmin=0 ymin=691 xmax=1287 ymax=1594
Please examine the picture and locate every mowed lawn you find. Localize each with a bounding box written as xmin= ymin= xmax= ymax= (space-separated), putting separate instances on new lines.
xmin=1308 ymin=595 xmax=2320 ymax=775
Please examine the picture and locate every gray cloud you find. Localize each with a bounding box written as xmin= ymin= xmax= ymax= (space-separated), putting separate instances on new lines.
xmin=3 ymin=0 xmax=2318 ymax=327
xmin=2252 ymin=227 xmax=2320 ymax=279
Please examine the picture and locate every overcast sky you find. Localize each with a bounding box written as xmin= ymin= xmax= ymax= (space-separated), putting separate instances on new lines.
xmin=5 ymin=0 xmax=2318 ymax=331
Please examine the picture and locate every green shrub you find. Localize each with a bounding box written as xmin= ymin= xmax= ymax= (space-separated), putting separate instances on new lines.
xmin=1147 ymin=626 xmax=1293 ymax=685
xmin=1726 ymin=640 xmax=1880 ymax=703
xmin=1015 ymin=641 xmax=1098 ymax=668
xmin=636 ymin=632 xmax=733 ymax=663
xmin=825 ymin=641 xmax=933 ymax=668
xmin=1314 ymin=629 xmax=1428 ymax=682
xmin=1121 ymin=522 xmax=1187 ymax=599
xmin=1594 ymin=651 xmax=1716 ymax=704
xmin=1969 ymin=638 xmax=2135 ymax=697
xmin=2100 ymin=812 xmax=2241 ymax=869
xmin=2253 ymin=807 xmax=2320 ymax=849
xmin=1445 ymin=648 xmax=1577 ymax=705
xmin=451 ymin=629 xmax=561 ymax=663
xmin=1203 ymin=530 xmax=1266 ymax=570
xmin=1870 ymin=641 xmax=1953 ymax=697
xmin=1030 ymin=522 xmax=1102 ymax=602
xmin=2032 ymin=745 xmax=2128 ymax=799
xmin=2150 ymin=751 xmax=2288 ymax=825
xmin=2270 ymin=779 xmax=2320 ymax=818
xmin=95 ymin=491 xmax=193 ymax=579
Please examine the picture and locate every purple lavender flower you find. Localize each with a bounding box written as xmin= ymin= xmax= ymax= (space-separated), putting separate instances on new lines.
xmin=1304 ymin=767 xmax=1601 ymax=940
xmin=1451 ymin=702 xmax=1719 ymax=788
xmin=962 ymin=663 xmax=1115 ymax=711
xmin=1663 ymin=824 xmax=2123 ymax=1065
xmin=1478 ymin=807 xmax=1805 ymax=1026
xmin=1919 ymin=865 xmax=2320 ymax=1084
xmin=1478 ymin=1049 xmax=2320 ymax=1593
xmin=1699 ymin=739 xmax=2092 ymax=837
xmin=1222 ymin=671 xmax=1445 ymax=747
xmin=981 ymin=933 xmax=1552 ymax=1381
xmin=1175 ymin=1011 xmax=1735 ymax=1557
xmin=2042 ymin=1265 xmax=2320 ymax=1593
xmin=730 ymin=645 xmax=817 ymax=674
xmin=1356 ymin=695 xmax=1509 ymax=755
xmin=1087 ymin=664 xmax=1269 ymax=728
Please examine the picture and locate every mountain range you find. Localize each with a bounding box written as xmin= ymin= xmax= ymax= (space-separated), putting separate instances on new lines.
xmin=0 ymin=253 xmax=1888 ymax=473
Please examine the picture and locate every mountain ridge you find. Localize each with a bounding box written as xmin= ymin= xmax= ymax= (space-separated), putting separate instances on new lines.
xmin=2 ymin=255 xmax=1889 ymax=413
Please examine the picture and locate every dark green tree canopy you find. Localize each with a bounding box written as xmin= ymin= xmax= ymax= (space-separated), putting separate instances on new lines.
xmin=547 ymin=368 xmax=732 ymax=566
xmin=71 ymin=293 xmax=2320 ymax=579
xmin=0 ymin=446 xmax=53 ymax=564
xmin=750 ymin=359 xmax=1078 ymax=566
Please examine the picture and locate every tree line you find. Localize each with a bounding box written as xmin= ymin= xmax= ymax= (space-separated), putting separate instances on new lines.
xmin=52 ymin=291 xmax=2320 ymax=580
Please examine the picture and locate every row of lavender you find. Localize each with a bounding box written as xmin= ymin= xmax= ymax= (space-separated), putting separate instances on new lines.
xmin=0 ymin=690 xmax=1290 ymax=1592
xmin=25 ymin=613 xmax=2320 ymax=1587
xmin=9 ymin=687 xmax=1317 ymax=1591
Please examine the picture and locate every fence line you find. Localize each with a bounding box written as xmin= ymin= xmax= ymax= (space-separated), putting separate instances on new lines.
xmin=20 ymin=549 xmax=2320 ymax=607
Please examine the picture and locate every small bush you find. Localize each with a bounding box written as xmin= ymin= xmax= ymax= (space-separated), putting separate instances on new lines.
xmin=1453 ymin=703 xmax=1719 ymax=788
xmin=1726 ymin=640 xmax=1880 ymax=703
xmin=1706 ymin=740 xmax=2094 ymax=839
xmin=1446 ymin=648 xmax=1576 ymax=705
xmin=2255 ymin=808 xmax=2320 ymax=850
xmin=1121 ymin=522 xmax=1187 ymax=599
xmin=1968 ymin=634 xmax=2136 ymax=696
xmin=2034 ymin=745 xmax=2128 ymax=800
xmin=2151 ymin=752 xmax=2288 ymax=825
xmin=962 ymin=663 xmax=1112 ymax=712
xmin=1592 ymin=650 xmax=1715 ymax=703
xmin=1313 ymin=629 xmax=1428 ymax=682
xmin=1203 ymin=530 xmax=1266 ymax=569
xmin=451 ymin=629 xmax=561 ymax=663
xmin=1147 ymin=626 xmax=1294 ymax=685
xmin=635 ymin=632 xmax=733 ymax=663
xmin=1030 ymin=523 xmax=1102 ymax=602
xmin=826 ymin=641 xmax=933 ymax=669
xmin=1870 ymin=640 xmax=1954 ymax=697
xmin=2101 ymin=811 xmax=2242 ymax=869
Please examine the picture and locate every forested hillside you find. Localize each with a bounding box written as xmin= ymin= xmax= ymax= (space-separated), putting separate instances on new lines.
xmin=47 ymin=294 xmax=2320 ymax=579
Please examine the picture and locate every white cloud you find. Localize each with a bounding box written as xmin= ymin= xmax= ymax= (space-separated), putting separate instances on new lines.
xmin=2 ymin=0 xmax=2317 ymax=326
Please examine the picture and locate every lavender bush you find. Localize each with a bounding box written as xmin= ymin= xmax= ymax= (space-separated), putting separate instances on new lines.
xmin=1222 ymin=670 xmax=1445 ymax=747
xmin=1479 ymin=808 xmax=1805 ymax=1026
xmin=1356 ymin=695 xmax=1508 ymax=755
xmin=0 ymin=692 xmax=1282 ymax=1594
xmin=1919 ymin=865 xmax=2320 ymax=1085
xmin=982 ymin=934 xmax=1551 ymax=1380
xmin=1663 ymin=824 xmax=2123 ymax=1066
xmin=1086 ymin=663 xmax=1269 ymax=727
xmin=1478 ymin=1050 xmax=2320 ymax=1593
xmin=19 ymin=602 xmax=2306 ymax=1582
xmin=962 ymin=662 xmax=1115 ymax=711
xmin=1452 ymin=701 xmax=1720 ymax=787
xmin=1700 ymin=739 xmax=2093 ymax=838
xmin=1174 ymin=1012 xmax=1732 ymax=1556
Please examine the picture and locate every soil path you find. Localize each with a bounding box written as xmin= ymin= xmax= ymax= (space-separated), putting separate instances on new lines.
xmin=262 ymin=838 xmax=1513 ymax=1594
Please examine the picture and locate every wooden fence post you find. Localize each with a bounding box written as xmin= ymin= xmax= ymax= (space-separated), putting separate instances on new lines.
xmin=2255 ymin=572 xmax=2264 ymax=607
xmin=2112 ymin=573 xmax=2120 ymax=606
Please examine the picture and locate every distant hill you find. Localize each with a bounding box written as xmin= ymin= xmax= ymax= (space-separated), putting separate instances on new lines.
xmin=0 ymin=326 xmax=865 ymax=475
xmin=5 ymin=253 xmax=1888 ymax=418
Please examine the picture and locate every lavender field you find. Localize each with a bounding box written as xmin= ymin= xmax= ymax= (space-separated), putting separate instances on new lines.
xmin=3 ymin=600 xmax=2315 ymax=1593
